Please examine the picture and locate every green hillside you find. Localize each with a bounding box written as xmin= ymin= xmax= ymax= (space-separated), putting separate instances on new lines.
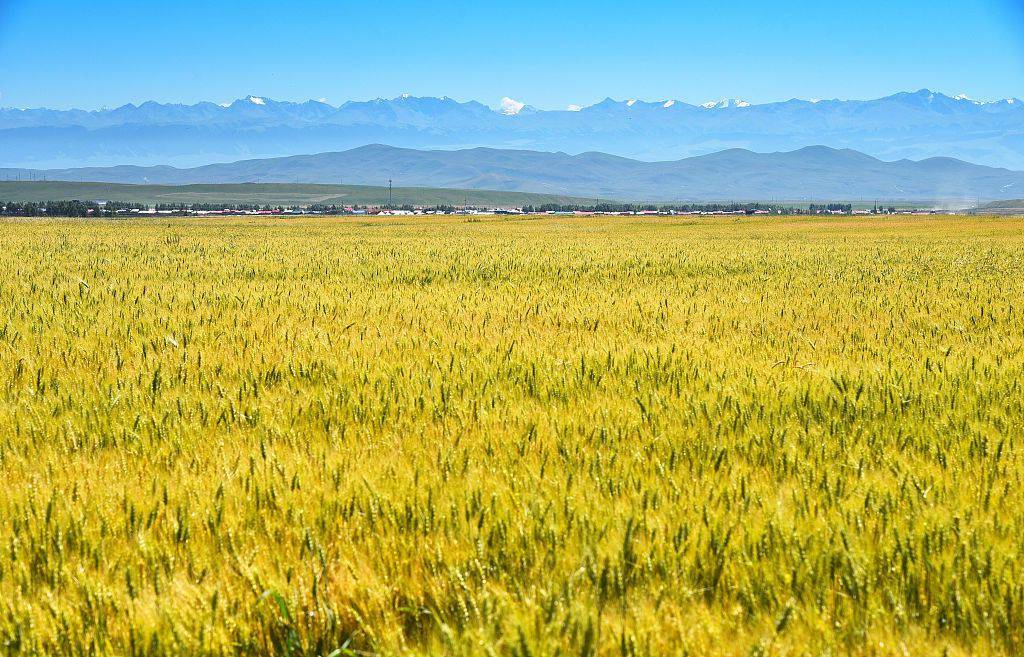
xmin=0 ymin=181 xmax=594 ymax=207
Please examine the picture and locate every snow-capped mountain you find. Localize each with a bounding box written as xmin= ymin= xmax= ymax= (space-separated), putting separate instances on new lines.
xmin=500 ymin=97 xmax=526 ymax=116
xmin=701 ymin=98 xmax=751 ymax=109
xmin=2 ymin=89 xmax=1023 ymax=169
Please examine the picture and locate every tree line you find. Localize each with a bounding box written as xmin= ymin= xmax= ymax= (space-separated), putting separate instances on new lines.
xmin=1 ymin=200 xmax=152 ymax=216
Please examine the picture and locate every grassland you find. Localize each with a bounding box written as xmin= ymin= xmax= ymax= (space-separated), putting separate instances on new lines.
xmin=0 ymin=181 xmax=594 ymax=207
xmin=1 ymin=214 xmax=1023 ymax=656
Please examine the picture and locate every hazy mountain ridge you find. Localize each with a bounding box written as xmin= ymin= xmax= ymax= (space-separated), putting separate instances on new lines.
xmin=3 ymin=90 xmax=1019 ymax=129
xmin=5 ymin=144 xmax=1021 ymax=203
xmin=2 ymin=90 xmax=1023 ymax=169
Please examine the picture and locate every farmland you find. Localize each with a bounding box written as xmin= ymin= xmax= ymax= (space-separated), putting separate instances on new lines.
xmin=1 ymin=214 xmax=1023 ymax=656
xmin=0 ymin=181 xmax=594 ymax=208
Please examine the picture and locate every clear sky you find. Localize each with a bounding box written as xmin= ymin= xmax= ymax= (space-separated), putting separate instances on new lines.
xmin=1 ymin=0 xmax=1022 ymax=110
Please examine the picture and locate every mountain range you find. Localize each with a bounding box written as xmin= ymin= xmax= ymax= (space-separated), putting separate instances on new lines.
xmin=6 ymin=144 xmax=1021 ymax=203
xmin=2 ymin=90 xmax=1023 ymax=169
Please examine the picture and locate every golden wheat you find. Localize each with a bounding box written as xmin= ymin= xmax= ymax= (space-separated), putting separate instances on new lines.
xmin=1 ymin=214 xmax=1022 ymax=656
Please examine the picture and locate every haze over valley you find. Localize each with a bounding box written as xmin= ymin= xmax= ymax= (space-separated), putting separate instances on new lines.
xmin=7 ymin=143 xmax=1023 ymax=203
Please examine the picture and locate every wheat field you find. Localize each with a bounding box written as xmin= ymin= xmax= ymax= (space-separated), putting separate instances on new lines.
xmin=1 ymin=214 xmax=1023 ymax=656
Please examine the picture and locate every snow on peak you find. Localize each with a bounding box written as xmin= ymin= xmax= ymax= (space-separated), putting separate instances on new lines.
xmin=247 ymin=96 xmax=266 ymax=105
xmin=954 ymin=93 xmax=984 ymax=105
xmin=951 ymin=93 xmax=1021 ymax=106
xmin=663 ymin=100 xmax=676 ymax=108
xmin=701 ymin=98 xmax=749 ymax=109
xmin=626 ymin=99 xmax=637 ymax=107
xmin=219 ymin=102 xmax=231 ymax=108
xmin=500 ymin=97 xmax=525 ymax=115
xmin=400 ymin=93 xmax=411 ymax=99
xmin=566 ymin=104 xmax=582 ymax=112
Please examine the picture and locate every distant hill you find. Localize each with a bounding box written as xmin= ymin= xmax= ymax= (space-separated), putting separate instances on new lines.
xmin=0 ymin=181 xmax=594 ymax=207
xmin=975 ymin=199 xmax=1024 ymax=214
xmin=5 ymin=144 xmax=1024 ymax=203
xmin=2 ymin=90 xmax=1023 ymax=169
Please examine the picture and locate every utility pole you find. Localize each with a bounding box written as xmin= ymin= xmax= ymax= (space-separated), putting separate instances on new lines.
xmin=388 ymin=179 xmax=392 ymax=207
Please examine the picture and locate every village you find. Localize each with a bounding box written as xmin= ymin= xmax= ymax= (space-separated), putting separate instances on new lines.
xmin=0 ymin=199 xmax=954 ymax=218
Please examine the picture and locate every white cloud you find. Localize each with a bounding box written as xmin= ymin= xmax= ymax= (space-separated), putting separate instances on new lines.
xmin=566 ymin=104 xmax=582 ymax=112
xmin=500 ymin=97 xmax=525 ymax=115
xmin=248 ymin=96 xmax=265 ymax=105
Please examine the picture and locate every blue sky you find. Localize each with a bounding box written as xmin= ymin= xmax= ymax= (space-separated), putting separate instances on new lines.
xmin=1 ymin=0 xmax=1022 ymax=110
